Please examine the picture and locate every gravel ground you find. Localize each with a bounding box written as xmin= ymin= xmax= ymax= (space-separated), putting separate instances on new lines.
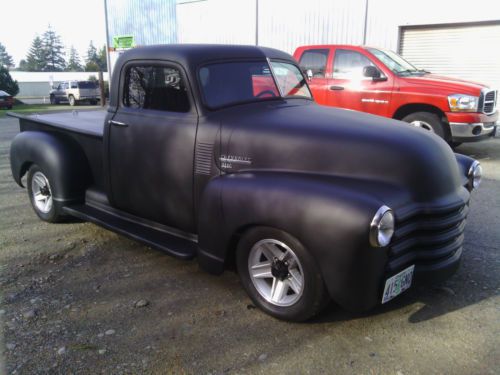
xmin=0 ymin=117 xmax=499 ymax=375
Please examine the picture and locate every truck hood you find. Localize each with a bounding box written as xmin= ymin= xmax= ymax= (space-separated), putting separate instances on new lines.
xmin=400 ymin=73 xmax=488 ymax=96
xmin=218 ymin=100 xmax=468 ymax=208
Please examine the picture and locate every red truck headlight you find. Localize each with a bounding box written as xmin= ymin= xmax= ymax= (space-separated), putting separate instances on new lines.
xmin=448 ymin=94 xmax=479 ymax=112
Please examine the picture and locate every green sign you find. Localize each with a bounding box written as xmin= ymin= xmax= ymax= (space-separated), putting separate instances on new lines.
xmin=113 ymin=35 xmax=135 ymax=49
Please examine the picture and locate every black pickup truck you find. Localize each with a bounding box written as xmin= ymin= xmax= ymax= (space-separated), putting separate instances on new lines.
xmin=9 ymin=45 xmax=481 ymax=321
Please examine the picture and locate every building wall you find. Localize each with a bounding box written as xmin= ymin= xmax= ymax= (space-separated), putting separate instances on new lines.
xmin=365 ymin=0 xmax=500 ymax=51
xmin=175 ymin=0 xmax=499 ymax=53
xmin=105 ymin=0 xmax=177 ymax=46
xmin=10 ymin=72 xmax=110 ymax=98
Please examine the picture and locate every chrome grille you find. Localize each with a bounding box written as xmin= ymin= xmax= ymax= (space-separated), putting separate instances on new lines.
xmin=387 ymin=203 xmax=468 ymax=273
xmin=482 ymin=90 xmax=497 ymax=115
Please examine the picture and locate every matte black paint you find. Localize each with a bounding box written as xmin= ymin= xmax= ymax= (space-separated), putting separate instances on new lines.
xmin=9 ymin=44 xmax=478 ymax=312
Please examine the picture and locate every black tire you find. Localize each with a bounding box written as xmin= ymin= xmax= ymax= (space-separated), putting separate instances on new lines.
xmin=68 ymin=95 xmax=77 ymax=106
xmin=402 ymin=112 xmax=448 ymax=140
xmin=50 ymin=95 xmax=57 ymax=105
xmin=27 ymin=165 xmax=65 ymax=223
xmin=236 ymin=227 xmax=329 ymax=321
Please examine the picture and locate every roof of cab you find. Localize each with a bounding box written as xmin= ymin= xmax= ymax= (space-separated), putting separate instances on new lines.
xmin=116 ymin=44 xmax=294 ymax=70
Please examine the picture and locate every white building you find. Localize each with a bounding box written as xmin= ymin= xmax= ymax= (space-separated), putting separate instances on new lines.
xmin=104 ymin=0 xmax=500 ymax=88
xmin=10 ymin=71 xmax=109 ymax=98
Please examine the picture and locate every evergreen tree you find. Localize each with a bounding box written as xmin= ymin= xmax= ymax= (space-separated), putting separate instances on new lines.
xmin=66 ymin=46 xmax=83 ymax=72
xmin=97 ymin=45 xmax=108 ymax=72
xmin=18 ymin=60 xmax=28 ymax=71
xmin=42 ymin=26 xmax=66 ymax=71
xmin=25 ymin=36 xmax=47 ymax=71
xmin=0 ymin=66 xmax=19 ymax=96
xmin=85 ymin=41 xmax=99 ymax=71
xmin=0 ymin=43 xmax=14 ymax=69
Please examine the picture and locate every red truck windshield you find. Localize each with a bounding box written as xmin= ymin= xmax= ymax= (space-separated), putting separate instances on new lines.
xmin=199 ymin=60 xmax=311 ymax=109
xmin=367 ymin=48 xmax=426 ymax=76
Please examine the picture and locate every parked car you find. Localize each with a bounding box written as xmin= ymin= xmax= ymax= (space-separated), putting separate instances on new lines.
xmin=294 ymin=45 xmax=498 ymax=145
xmin=0 ymin=90 xmax=14 ymax=110
xmin=9 ymin=45 xmax=481 ymax=321
xmin=49 ymin=80 xmax=100 ymax=106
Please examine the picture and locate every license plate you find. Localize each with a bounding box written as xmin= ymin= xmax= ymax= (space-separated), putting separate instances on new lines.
xmin=382 ymin=265 xmax=415 ymax=304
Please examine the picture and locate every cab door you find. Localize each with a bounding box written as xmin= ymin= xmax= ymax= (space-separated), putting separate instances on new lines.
xmin=106 ymin=61 xmax=198 ymax=232
xmin=297 ymin=48 xmax=332 ymax=105
xmin=327 ymin=48 xmax=394 ymax=117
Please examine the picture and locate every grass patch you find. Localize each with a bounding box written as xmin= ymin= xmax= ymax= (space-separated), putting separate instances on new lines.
xmin=0 ymin=103 xmax=100 ymax=119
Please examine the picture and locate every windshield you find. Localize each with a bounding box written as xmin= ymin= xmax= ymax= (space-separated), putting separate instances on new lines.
xmin=367 ymin=48 xmax=424 ymax=75
xmin=198 ymin=60 xmax=311 ymax=109
xmin=78 ymin=81 xmax=98 ymax=89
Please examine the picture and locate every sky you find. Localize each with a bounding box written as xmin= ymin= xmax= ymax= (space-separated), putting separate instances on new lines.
xmin=1 ymin=0 xmax=107 ymax=67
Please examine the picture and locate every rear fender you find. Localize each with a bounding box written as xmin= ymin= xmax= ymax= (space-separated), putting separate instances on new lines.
xmin=10 ymin=131 xmax=91 ymax=203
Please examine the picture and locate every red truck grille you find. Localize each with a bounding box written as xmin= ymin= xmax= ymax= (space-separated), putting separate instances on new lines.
xmin=386 ymin=203 xmax=468 ymax=273
xmin=482 ymin=90 xmax=497 ymax=115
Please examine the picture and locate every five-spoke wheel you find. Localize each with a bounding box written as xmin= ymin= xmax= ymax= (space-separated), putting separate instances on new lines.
xmin=27 ymin=165 xmax=65 ymax=222
xmin=237 ymin=227 xmax=329 ymax=321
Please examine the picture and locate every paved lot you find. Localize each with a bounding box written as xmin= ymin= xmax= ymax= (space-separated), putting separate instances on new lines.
xmin=0 ymin=117 xmax=499 ymax=374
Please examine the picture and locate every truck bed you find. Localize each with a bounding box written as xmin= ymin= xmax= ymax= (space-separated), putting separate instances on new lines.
xmin=8 ymin=109 xmax=106 ymax=138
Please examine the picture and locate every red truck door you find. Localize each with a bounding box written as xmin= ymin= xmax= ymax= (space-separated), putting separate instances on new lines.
xmin=326 ymin=48 xmax=394 ymax=117
xmin=296 ymin=48 xmax=332 ymax=105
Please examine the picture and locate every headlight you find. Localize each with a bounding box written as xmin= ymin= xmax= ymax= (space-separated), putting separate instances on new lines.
xmin=448 ymin=94 xmax=479 ymax=112
xmin=370 ymin=206 xmax=395 ymax=247
xmin=468 ymin=160 xmax=482 ymax=190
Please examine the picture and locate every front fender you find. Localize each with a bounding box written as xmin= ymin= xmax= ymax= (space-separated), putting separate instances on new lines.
xmin=10 ymin=131 xmax=91 ymax=202
xmin=197 ymin=171 xmax=398 ymax=311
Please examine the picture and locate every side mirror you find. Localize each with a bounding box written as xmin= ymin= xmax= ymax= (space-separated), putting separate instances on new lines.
xmin=306 ymin=69 xmax=313 ymax=81
xmin=363 ymin=65 xmax=383 ymax=80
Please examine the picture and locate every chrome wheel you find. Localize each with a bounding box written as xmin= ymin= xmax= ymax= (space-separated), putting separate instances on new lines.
xmin=31 ymin=171 xmax=53 ymax=214
xmin=248 ymin=239 xmax=304 ymax=307
xmin=410 ymin=120 xmax=434 ymax=132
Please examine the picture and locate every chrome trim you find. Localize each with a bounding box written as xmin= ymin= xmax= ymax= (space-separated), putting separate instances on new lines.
xmin=467 ymin=160 xmax=482 ymax=190
xmin=481 ymin=89 xmax=497 ymax=115
xmin=370 ymin=205 xmax=394 ymax=248
xmin=449 ymin=122 xmax=496 ymax=139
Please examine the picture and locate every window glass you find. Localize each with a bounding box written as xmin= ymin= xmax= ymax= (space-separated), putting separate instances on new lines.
xmin=78 ymin=81 xmax=98 ymax=89
xmin=333 ymin=50 xmax=375 ymax=79
xmin=199 ymin=60 xmax=311 ymax=109
xmin=269 ymin=61 xmax=311 ymax=98
xmin=123 ymin=65 xmax=190 ymax=112
xmin=70 ymin=82 xmax=78 ymax=89
xmin=299 ymin=49 xmax=329 ymax=78
xmin=367 ymin=48 xmax=420 ymax=75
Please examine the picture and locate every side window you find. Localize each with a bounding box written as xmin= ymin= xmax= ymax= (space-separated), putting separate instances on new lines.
xmin=70 ymin=82 xmax=78 ymax=89
xmin=62 ymin=82 xmax=69 ymax=90
xmin=123 ymin=65 xmax=190 ymax=113
xmin=333 ymin=49 xmax=375 ymax=79
xmin=299 ymin=49 xmax=329 ymax=78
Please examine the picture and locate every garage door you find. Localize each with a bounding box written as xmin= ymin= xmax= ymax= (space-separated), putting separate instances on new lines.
xmin=399 ymin=22 xmax=500 ymax=90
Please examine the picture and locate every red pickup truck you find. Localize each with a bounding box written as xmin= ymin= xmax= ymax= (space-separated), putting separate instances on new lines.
xmin=293 ymin=45 xmax=498 ymax=145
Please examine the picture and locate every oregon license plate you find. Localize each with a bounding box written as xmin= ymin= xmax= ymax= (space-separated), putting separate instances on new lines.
xmin=382 ymin=265 xmax=415 ymax=304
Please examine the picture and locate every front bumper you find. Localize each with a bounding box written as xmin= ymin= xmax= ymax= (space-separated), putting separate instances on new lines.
xmin=447 ymin=111 xmax=498 ymax=142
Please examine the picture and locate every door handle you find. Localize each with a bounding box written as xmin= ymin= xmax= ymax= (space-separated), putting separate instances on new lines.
xmin=329 ymin=86 xmax=344 ymax=91
xmin=109 ymin=120 xmax=128 ymax=127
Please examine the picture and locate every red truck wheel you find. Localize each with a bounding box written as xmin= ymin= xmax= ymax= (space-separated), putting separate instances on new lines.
xmin=402 ymin=112 xmax=447 ymax=140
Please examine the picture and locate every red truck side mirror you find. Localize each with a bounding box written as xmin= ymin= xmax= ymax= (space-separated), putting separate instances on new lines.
xmin=363 ymin=66 xmax=386 ymax=81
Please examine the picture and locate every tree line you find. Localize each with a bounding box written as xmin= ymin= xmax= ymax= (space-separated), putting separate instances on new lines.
xmin=0 ymin=26 xmax=107 ymax=73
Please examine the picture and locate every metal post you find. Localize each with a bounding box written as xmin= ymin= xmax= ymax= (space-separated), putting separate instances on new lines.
xmin=103 ymin=0 xmax=112 ymax=86
xmin=362 ymin=0 xmax=369 ymax=45
xmin=255 ymin=0 xmax=259 ymax=46
xmin=99 ymin=71 xmax=106 ymax=107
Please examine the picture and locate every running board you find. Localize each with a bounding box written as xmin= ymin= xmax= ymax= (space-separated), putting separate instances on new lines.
xmin=63 ymin=204 xmax=197 ymax=260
